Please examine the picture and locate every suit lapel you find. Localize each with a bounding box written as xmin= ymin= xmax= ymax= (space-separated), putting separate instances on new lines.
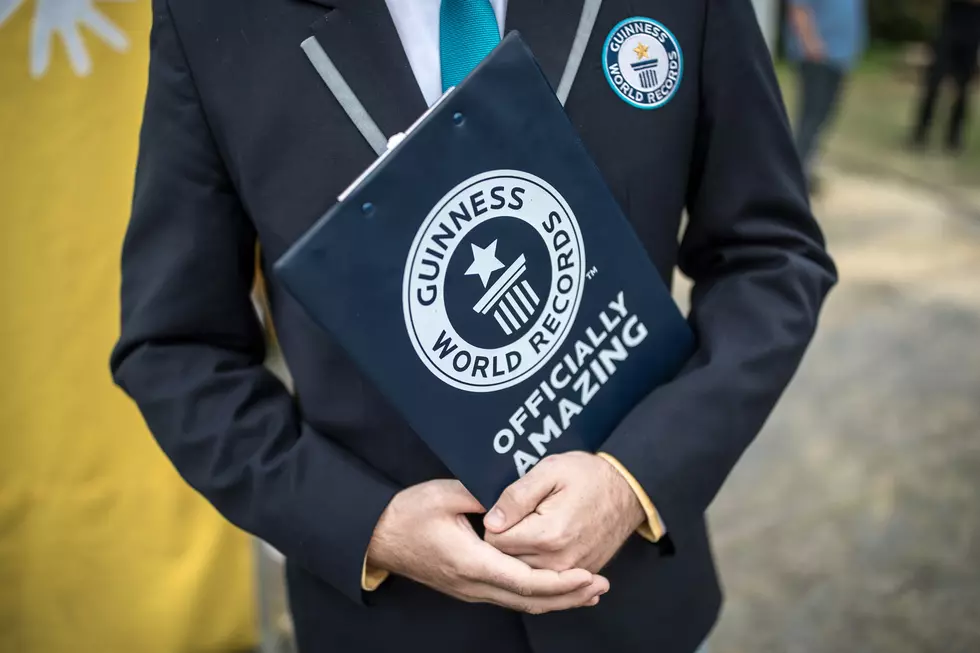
xmin=296 ymin=0 xmax=587 ymax=136
xmin=303 ymin=0 xmax=427 ymax=139
xmin=505 ymin=0 xmax=586 ymax=91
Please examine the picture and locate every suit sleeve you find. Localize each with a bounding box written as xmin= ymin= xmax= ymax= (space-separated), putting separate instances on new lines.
xmin=599 ymin=0 xmax=838 ymax=533
xmin=110 ymin=0 xmax=398 ymax=604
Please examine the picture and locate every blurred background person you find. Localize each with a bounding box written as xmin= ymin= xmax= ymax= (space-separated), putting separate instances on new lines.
xmin=787 ymin=0 xmax=868 ymax=190
xmin=910 ymin=0 xmax=980 ymax=154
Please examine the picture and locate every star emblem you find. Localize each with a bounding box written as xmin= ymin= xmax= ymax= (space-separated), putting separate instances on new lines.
xmin=465 ymin=240 xmax=505 ymax=287
xmin=633 ymin=42 xmax=650 ymax=60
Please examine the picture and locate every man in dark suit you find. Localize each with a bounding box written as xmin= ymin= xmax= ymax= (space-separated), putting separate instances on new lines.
xmin=911 ymin=0 xmax=980 ymax=153
xmin=111 ymin=1 xmax=836 ymax=652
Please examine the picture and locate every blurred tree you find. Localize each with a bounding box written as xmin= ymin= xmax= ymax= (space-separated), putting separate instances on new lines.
xmin=868 ymin=0 xmax=942 ymax=42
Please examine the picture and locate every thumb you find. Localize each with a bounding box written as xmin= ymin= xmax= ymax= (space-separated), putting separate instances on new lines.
xmin=484 ymin=466 xmax=557 ymax=534
xmin=438 ymin=479 xmax=487 ymax=514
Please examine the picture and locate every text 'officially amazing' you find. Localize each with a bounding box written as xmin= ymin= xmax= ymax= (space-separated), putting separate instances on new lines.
xmin=492 ymin=291 xmax=650 ymax=476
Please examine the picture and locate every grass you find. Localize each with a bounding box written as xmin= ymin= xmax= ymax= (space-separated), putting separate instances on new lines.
xmin=776 ymin=48 xmax=980 ymax=194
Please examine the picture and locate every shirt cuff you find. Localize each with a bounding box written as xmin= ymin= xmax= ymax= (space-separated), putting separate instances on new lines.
xmin=596 ymin=453 xmax=666 ymax=543
xmin=361 ymin=555 xmax=389 ymax=592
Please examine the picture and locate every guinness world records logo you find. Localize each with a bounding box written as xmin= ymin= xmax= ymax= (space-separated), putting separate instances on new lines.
xmin=603 ymin=16 xmax=683 ymax=110
xmin=403 ymin=170 xmax=586 ymax=393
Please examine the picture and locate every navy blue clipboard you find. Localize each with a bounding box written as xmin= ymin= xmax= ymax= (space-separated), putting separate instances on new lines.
xmin=275 ymin=33 xmax=695 ymax=508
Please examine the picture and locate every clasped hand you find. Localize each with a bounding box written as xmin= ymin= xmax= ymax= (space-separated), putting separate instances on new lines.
xmin=366 ymin=452 xmax=644 ymax=614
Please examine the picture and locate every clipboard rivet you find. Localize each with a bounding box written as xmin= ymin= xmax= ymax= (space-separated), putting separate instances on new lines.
xmin=452 ymin=112 xmax=465 ymax=126
xmin=361 ymin=202 xmax=375 ymax=216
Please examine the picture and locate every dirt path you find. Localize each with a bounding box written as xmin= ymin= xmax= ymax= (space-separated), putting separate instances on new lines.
xmin=707 ymin=170 xmax=980 ymax=652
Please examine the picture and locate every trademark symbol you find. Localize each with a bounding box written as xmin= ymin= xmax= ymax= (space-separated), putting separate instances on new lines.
xmin=586 ymin=266 xmax=598 ymax=280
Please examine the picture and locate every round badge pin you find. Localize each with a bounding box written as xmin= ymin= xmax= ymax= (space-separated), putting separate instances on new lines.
xmin=602 ymin=17 xmax=683 ymax=110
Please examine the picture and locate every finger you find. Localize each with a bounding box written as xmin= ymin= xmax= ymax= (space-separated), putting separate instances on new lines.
xmin=484 ymin=512 xmax=554 ymax=555
xmin=476 ymin=576 xmax=609 ymax=614
xmin=515 ymin=553 xmax=577 ymax=573
xmin=485 ymin=465 xmax=558 ymax=533
xmin=516 ymin=553 xmax=550 ymax=569
xmin=516 ymin=547 xmax=610 ymax=575
xmin=438 ymin=479 xmax=487 ymax=514
xmin=467 ymin=539 xmax=593 ymax=597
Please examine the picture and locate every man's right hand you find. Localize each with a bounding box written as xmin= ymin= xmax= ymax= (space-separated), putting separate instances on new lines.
xmin=366 ymin=479 xmax=609 ymax=614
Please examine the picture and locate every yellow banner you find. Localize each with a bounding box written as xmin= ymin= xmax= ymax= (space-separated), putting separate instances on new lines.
xmin=0 ymin=2 xmax=257 ymax=651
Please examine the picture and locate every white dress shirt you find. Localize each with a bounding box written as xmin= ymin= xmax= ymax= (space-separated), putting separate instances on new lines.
xmin=385 ymin=0 xmax=508 ymax=106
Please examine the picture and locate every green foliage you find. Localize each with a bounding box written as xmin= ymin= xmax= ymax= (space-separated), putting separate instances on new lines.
xmin=867 ymin=0 xmax=943 ymax=43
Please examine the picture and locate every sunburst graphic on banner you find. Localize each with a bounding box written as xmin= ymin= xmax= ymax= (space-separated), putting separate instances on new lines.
xmin=0 ymin=0 xmax=135 ymax=78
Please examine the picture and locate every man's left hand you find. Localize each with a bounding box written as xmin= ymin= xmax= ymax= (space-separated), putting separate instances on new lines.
xmin=483 ymin=452 xmax=646 ymax=574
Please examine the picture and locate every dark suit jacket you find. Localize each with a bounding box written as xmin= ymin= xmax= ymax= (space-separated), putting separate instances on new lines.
xmin=942 ymin=0 xmax=980 ymax=50
xmin=111 ymin=1 xmax=837 ymax=651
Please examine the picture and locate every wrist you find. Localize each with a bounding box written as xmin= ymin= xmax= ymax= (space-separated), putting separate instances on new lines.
xmin=365 ymin=491 xmax=403 ymax=573
xmin=622 ymin=488 xmax=646 ymax=531
xmin=365 ymin=537 xmax=391 ymax=573
xmin=597 ymin=455 xmax=646 ymax=531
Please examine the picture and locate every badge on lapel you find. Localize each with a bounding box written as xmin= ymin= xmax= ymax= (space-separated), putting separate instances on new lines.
xmin=602 ymin=17 xmax=683 ymax=110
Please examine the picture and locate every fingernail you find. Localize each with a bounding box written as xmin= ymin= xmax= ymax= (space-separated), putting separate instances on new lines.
xmin=485 ymin=508 xmax=505 ymax=529
xmin=589 ymin=596 xmax=600 ymax=606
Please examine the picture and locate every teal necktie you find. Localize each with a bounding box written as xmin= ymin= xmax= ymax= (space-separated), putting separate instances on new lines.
xmin=440 ymin=0 xmax=501 ymax=91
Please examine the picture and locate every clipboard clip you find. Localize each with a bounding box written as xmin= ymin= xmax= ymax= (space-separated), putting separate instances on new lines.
xmin=338 ymin=86 xmax=456 ymax=203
